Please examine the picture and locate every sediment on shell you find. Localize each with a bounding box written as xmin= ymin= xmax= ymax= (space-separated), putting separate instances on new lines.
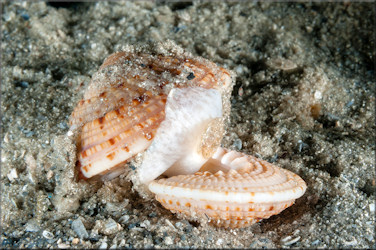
xmin=69 ymin=42 xmax=235 ymax=180
xmin=71 ymin=42 xmax=235 ymax=130
xmin=76 ymin=93 xmax=167 ymax=179
xmin=136 ymin=87 xmax=224 ymax=184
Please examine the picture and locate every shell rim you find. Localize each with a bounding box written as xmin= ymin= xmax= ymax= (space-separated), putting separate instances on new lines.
xmin=149 ymin=169 xmax=307 ymax=204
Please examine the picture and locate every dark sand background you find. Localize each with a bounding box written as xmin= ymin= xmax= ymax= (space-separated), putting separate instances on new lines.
xmin=1 ymin=1 xmax=375 ymax=248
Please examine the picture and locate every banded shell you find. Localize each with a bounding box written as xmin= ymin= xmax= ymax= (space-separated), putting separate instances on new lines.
xmin=69 ymin=43 xmax=234 ymax=179
xmin=75 ymin=93 xmax=167 ymax=179
xmin=149 ymin=147 xmax=307 ymax=228
xmin=68 ymin=43 xmax=307 ymax=229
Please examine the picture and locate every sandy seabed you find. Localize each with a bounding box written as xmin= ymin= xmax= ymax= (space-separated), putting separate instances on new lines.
xmin=1 ymin=1 xmax=375 ymax=249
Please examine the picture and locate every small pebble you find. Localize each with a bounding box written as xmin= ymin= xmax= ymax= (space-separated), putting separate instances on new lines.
xmin=238 ymin=86 xmax=244 ymax=97
xmin=164 ymin=236 xmax=173 ymax=245
xmin=235 ymin=65 xmax=244 ymax=75
xmin=103 ymin=218 xmax=121 ymax=235
xmin=266 ymin=58 xmax=297 ymax=71
xmin=42 ymin=230 xmax=54 ymax=239
xmin=369 ymin=203 xmax=375 ymax=213
xmin=216 ymin=238 xmax=224 ymax=245
xmin=99 ymin=241 xmax=108 ymax=249
xmin=25 ymin=131 xmax=35 ymax=137
xmin=57 ymin=122 xmax=68 ymax=130
xmin=71 ymin=238 xmax=79 ymax=245
xmin=314 ymin=90 xmax=322 ymax=100
xmin=20 ymin=13 xmax=30 ymax=21
xmin=366 ymin=234 xmax=374 ymax=242
xmin=3 ymin=132 xmax=9 ymax=144
xmin=58 ymin=242 xmax=70 ymax=249
xmin=7 ymin=169 xmax=18 ymax=182
xmin=148 ymin=212 xmax=157 ymax=218
xmin=119 ymin=215 xmax=130 ymax=224
xmin=140 ymin=220 xmax=150 ymax=228
xmin=346 ymin=99 xmax=354 ymax=107
xmin=3 ymin=12 xmax=15 ymax=22
xmin=119 ymin=239 xmax=126 ymax=247
xmin=282 ymin=236 xmax=301 ymax=246
xmin=343 ymin=238 xmax=357 ymax=246
xmin=15 ymin=81 xmax=29 ymax=88
xmin=46 ymin=170 xmax=54 ymax=180
xmin=232 ymin=138 xmax=242 ymax=150
xmin=71 ymin=218 xmax=89 ymax=239
xmin=25 ymin=220 xmax=40 ymax=232
xmin=281 ymin=235 xmax=292 ymax=242
xmin=311 ymin=239 xmax=320 ymax=245
xmin=165 ymin=219 xmax=176 ymax=230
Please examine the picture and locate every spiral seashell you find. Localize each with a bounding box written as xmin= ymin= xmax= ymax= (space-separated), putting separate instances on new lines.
xmin=69 ymin=43 xmax=234 ymax=179
xmin=149 ymin=147 xmax=307 ymax=228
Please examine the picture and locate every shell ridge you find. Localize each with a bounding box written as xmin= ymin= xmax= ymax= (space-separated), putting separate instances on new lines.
xmin=70 ymin=46 xmax=305 ymax=228
xmin=79 ymin=107 xmax=165 ymax=161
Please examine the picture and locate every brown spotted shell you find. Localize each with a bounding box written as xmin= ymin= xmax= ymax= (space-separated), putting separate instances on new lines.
xmin=149 ymin=148 xmax=307 ymax=228
xmin=69 ymin=45 xmax=234 ymax=179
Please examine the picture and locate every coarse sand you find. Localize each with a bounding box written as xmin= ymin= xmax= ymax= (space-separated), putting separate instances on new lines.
xmin=1 ymin=1 xmax=375 ymax=248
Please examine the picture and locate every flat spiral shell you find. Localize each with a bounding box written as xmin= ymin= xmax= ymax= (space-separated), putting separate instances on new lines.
xmin=149 ymin=148 xmax=307 ymax=228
